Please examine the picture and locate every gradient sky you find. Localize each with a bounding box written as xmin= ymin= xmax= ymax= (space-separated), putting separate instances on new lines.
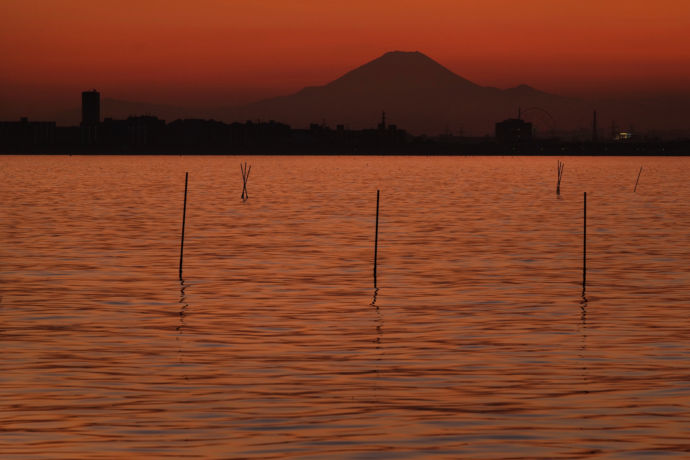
xmin=1 ymin=0 xmax=689 ymax=116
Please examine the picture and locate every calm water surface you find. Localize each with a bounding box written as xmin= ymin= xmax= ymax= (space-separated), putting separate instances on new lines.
xmin=1 ymin=155 xmax=689 ymax=458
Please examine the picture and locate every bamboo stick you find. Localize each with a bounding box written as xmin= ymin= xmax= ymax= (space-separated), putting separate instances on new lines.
xmin=557 ymin=160 xmax=564 ymax=195
xmin=582 ymin=191 xmax=587 ymax=294
xmin=179 ymin=172 xmax=188 ymax=280
xmin=374 ymin=190 xmax=380 ymax=288
xmin=634 ymin=166 xmax=643 ymax=192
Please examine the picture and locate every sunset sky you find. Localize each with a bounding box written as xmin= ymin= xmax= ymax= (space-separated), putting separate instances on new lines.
xmin=1 ymin=0 xmax=689 ymax=117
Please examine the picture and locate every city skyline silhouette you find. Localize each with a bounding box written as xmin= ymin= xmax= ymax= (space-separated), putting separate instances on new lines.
xmin=1 ymin=1 xmax=689 ymax=136
xmin=1 ymin=50 xmax=689 ymax=140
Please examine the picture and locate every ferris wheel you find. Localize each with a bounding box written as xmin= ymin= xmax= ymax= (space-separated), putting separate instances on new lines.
xmin=520 ymin=107 xmax=556 ymax=137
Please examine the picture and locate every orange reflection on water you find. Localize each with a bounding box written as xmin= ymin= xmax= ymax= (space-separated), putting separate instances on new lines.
xmin=1 ymin=155 xmax=690 ymax=457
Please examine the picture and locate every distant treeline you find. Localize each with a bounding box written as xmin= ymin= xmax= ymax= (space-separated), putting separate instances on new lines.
xmin=1 ymin=116 xmax=688 ymax=155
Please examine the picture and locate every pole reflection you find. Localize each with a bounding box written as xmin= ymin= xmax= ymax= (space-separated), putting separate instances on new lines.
xmin=177 ymin=278 xmax=189 ymax=381
xmin=371 ymin=288 xmax=382 ymax=346
xmin=370 ymin=288 xmax=383 ymax=402
xmin=579 ymin=287 xmax=589 ymax=394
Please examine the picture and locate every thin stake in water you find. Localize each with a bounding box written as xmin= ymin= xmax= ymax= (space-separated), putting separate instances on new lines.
xmin=179 ymin=172 xmax=188 ymax=280
xmin=374 ymin=190 xmax=380 ymax=289
xmin=634 ymin=166 xmax=643 ymax=192
xmin=241 ymin=162 xmax=251 ymax=200
xmin=582 ymin=191 xmax=587 ymax=295
xmin=557 ymin=160 xmax=565 ymax=195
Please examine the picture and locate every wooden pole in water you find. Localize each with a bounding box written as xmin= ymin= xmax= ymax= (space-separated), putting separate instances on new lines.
xmin=179 ymin=172 xmax=188 ymax=280
xmin=374 ymin=190 xmax=380 ymax=288
xmin=240 ymin=163 xmax=246 ymax=199
xmin=245 ymin=165 xmax=251 ymax=199
xmin=557 ymin=161 xmax=560 ymax=195
xmin=634 ymin=166 xmax=643 ymax=192
xmin=241 ymin=162 xmax=251 ymax=200
xmin=582 ymin=192 xmax=587 ymax=294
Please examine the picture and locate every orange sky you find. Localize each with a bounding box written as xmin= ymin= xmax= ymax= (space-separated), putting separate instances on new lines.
xmin=1 ymin=0 xmax=689 ymax=115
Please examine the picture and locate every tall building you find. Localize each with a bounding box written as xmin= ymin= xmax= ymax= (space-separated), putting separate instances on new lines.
xmin=81 ymin=90 xmax=100 ymax=125
xmin=81 ymin=90 xmax=100 ymax=145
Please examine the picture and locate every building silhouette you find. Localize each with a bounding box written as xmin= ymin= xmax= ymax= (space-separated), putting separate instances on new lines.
xmin=4 ymin=88 xmax=684 ymax=155
xmin=0 ymin=117 xmax=55 ymax=147
xmin=82 ymin=90 xmax=100 ymax=125
xmin=378 ymin=111 xmax=387 ymax=131
xmin=495 ymin=117 xmax=533 ymax=143
xmin=81 ymin=89 xmax=100 ymax=144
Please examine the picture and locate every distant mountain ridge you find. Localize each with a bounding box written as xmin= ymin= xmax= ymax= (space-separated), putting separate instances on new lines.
xmin=44 ymin=51 xmax=690 ymax=137
xmin=232 ymin=51 xmax=580 ymax=135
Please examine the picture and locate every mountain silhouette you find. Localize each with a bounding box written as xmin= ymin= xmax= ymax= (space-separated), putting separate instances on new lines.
xmin=234 ymin=51 xmax=581 ymax=135
xmin=34 ymin=51 xmax=688 ymax=136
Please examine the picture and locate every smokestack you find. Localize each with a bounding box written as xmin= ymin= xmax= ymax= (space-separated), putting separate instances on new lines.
xmin=592 ymin=110 xmax=598 ymax=143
